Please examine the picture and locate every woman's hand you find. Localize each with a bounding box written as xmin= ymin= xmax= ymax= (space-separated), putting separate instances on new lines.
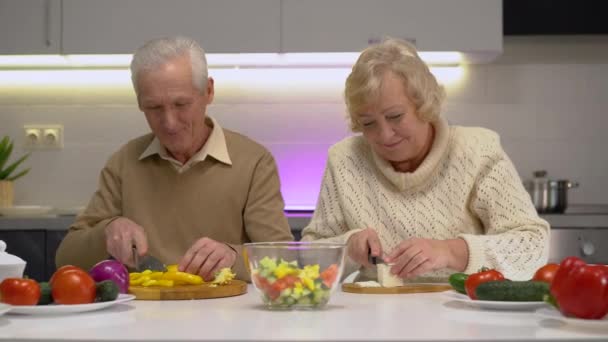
xmin=384 ymin=238 xmax=468 ymax=278
xmin=347 ymin=228 xmax=383 ymax=268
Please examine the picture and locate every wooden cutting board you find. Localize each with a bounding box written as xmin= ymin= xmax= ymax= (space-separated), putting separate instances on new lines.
xmin=129 ymin=280 xmax=247 ymax=300
xmin=342 ymin=282 xmax=452 ymax=294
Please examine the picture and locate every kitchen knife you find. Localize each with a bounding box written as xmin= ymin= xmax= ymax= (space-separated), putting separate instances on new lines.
xmin=368 ymin=247 xmax=386 ymax=265
xmin=132 ymin=246 xmax=166 ymax=272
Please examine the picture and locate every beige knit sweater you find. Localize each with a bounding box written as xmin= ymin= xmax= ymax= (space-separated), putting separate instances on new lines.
xmin=301 ymin=117 xmax=550 ymax=281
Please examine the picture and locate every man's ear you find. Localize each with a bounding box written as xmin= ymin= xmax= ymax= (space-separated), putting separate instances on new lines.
xmin=205 ymin=77 xmax=215 ymax=104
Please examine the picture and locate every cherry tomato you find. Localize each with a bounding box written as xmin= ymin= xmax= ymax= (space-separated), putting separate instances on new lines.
xmin=465 ymin=268 xmax=505 ymax=300
xmin=50 ymin=268 xmax=96 ymax=304
xmin=532 ymin=263 xmax=560 ymax=284
xmin=0 ymin=278 xmax=41 ymax=305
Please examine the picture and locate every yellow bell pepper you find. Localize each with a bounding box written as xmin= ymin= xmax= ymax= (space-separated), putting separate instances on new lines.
xmin=141 ymin=279 xmax=174 ymax=287
xmin=302 ymin=277 xmax=315 ymax=291
xmin=130 ymin=275 xmax=150 ymax=286
xmin=274 ymin=263 xmax=298 ymax=279
xmin=161 ymin=271 xmax=204 ymax=285
xmin=166 ymin=264 xmax=179 ymax=272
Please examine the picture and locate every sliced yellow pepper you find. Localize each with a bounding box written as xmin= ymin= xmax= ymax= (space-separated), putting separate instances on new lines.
xmin=166 ymin=264 xmax=179 ymax=272
xmin=302 ymin=277 xmax=315 ymax=291
xmin=141 ymin=279 xmax=174 ymax=287
xmin=161 ymin=271 xmax=204 ymax=285
xmin=129 ymin=265 xmax=233 ymax=288
xmin=274 ymin=263 xmax=298 ymax=279
xmin=130 ymin=275 xmax=150 ymax=286
xmin=148 ymin=271 xmax=164 ymax=280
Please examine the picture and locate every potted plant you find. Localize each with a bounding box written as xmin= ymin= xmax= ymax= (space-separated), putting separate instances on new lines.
xmin=0 ymin=136 xmax=30 ymax=207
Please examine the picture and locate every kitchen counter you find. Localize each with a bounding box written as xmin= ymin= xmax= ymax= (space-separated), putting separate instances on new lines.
xmin=0 ymin=216 xmax=75 ymax=231
xmin=0 ymin=285 xmax=605 ymax=341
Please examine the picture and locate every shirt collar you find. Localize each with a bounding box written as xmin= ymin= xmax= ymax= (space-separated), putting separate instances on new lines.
xmin=139 ymin=116 xmax=232 ymax=168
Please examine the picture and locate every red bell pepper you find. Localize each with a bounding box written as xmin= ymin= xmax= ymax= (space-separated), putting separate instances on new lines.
xmin=550 ymin=256 xmax=608 ymax=319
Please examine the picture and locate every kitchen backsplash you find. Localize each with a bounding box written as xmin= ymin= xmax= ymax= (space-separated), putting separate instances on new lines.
xmin=1 ymin=36 xmax=607 ymax=209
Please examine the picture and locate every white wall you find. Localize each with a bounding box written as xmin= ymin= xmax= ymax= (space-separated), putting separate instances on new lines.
xmin=1 ymin=36 xmax=607 ymax=210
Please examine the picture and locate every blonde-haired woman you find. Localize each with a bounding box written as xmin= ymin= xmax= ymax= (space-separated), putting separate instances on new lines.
xmin=302 ymin=38 xmax=549 ymax=282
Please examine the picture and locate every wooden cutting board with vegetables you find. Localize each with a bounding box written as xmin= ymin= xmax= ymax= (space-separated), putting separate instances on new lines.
xmin=128 ymin=265 xmax=246 ymax=300
xmin=342 ymin=283 xmax=452 ymax=294
xmin=129 ymin=281 xmax=247 ymax=300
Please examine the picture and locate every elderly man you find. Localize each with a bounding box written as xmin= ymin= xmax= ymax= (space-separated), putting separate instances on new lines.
xmin=56 ymin=36 xmax=293 ymax=281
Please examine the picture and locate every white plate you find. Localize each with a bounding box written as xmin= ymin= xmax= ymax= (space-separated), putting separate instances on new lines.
xmin=7 ymin=294 xmax=135 ymax=315
xmin=442 ymin=290 xmax=548 ymax=311
xmin=0 ymin=303 xmax=11 ymax=316
xmin=536 ymin=307 xmax=608 ymax=327
xmin=0 ymin=205 xmax=53 ymax=217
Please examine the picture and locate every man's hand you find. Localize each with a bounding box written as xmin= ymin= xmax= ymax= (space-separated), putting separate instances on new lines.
xmin=178 ymin=237 xmax=237 ymax=281
xmin=346 ymin=228 xmax=383 ymax=268
xmin=104 ymin=217 xmax=148 ymax=267
xmin=384 ymin=238 xmax=468 ymax=279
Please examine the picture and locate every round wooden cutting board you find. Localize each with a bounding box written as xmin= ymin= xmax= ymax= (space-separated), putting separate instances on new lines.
xmin=129 ymin=280 xmax=247 ymax=300
xmin=342 ymin=282 xmax=452 ymax=294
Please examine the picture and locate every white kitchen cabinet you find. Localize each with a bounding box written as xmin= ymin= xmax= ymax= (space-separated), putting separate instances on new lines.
xmin=0 ymin=0 xmax=61 ymax=54
xmin=62 ymin=0 xmax=281 ymax=54
xmin=281 ymin=0 xmax=502 ymax=61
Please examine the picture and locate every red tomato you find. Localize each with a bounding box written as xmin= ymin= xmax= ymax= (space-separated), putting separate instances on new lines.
xmin=532 ymin=263 xmax=560 ymax=284
xmin=465 ymin=269 xmax=505 ymax=300
xmin=50 ymin=268 xmax=96 ymax=304
xmin=320 ymin=264 xmax=339 ymax=288
xmin=0 ymin=278 xmax=41 ymax=306
xmin=50 ymin=265 xmax=80 ymax=283
xmin=270 ymin=275 xmax=300 ymax=293
xmin=253 ymin=274 xmax=270 ymax=291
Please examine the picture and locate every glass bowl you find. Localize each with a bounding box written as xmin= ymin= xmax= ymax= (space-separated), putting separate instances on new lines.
xmin=244 ymin=241 xmax=346 ymax=310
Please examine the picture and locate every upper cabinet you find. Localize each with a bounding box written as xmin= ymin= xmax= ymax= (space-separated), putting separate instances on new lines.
xmin=62 ymin=0 xmax=281 ymax=54
xmin=281 ymin=0 xmax=502 ymax=62
xmin=0 ymin=0 xmax=502 ymax=62
xmin=0 ymin=0 xmax=61 ymax=54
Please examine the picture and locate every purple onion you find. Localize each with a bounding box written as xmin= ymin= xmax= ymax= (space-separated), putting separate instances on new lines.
xmin=89 ymin=260 xmax=129 ymax=294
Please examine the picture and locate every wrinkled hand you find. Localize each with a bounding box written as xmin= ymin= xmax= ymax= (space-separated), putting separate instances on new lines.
xmin=384 ymin=238 xmax=452 ymax=279
xmin=104 ymin=217 xmax=148 ymax=267
xmin=347 ymin=228 xmax=383 ymax=268
xmin=178 ymin=237 xmax=237 ymax=281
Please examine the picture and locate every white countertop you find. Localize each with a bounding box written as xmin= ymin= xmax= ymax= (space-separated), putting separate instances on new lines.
xmin=0 ymin=285 xmax=605 ymax=341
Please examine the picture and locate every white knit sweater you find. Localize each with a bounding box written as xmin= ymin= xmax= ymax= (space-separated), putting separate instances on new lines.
xmin=301 ymin=117 xmax=550 ymax=282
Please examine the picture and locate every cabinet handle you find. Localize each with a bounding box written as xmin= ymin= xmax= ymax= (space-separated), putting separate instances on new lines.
xmin=44 ymin=0 xmax=52 ymax=47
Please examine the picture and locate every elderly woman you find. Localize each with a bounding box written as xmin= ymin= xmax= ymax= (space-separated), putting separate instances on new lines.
xmin=301 ymin=38 xmax=549 ymax=282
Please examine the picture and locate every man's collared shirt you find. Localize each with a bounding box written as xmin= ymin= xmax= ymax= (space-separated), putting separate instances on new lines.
xmin=138 ymin=116 xmax=232 ymax=173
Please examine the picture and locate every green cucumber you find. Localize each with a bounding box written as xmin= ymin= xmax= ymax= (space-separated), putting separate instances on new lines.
xmin=95 ymin=280 xmax=120 ymax=302
xmin=37 ymin=282 xmax=53 ymax=305
xmin=448 ymin=273 xmax=468 ymax=295
xmin=475 ymin=280 xmax=550 ymax=302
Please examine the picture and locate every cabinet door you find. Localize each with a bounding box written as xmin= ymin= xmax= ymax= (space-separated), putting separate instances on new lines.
xmin=62 ymin=0 xmax=281 ymax=54
xmin=281 ymin=0 xmax=501 ymax=53
xmin=0 ymin=230 xmax=46 ymax=282
xmin=0 ymin=0 xmax=61 ymax=54
xmin=45 ymin=230 xmax=67 ymax=280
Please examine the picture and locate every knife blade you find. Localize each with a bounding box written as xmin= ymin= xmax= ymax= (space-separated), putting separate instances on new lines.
xmin=368 ymin=247 xmax=386 ymax=265
xmin=132 ymin=245 xmax=166 ymax=272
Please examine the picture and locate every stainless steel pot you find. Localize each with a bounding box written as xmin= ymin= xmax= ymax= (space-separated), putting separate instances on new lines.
xmin=524 ymin=171 xmax=579 ymax=214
